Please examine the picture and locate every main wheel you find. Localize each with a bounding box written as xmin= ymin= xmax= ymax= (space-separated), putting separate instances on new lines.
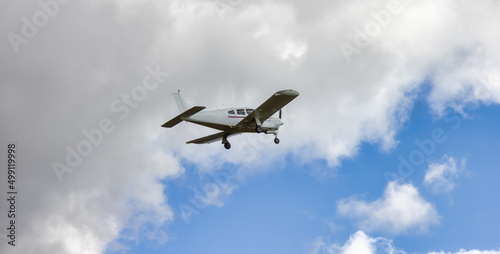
xmin=274 ymin=138 xmax=280 ymax=144
xmin=224 ymin=142 xmax=231 ymax=149
xmin=255 ymin=126 xmax=262 ymax=133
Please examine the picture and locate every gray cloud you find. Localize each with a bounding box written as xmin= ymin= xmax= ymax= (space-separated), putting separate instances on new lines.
xmin=1 ymin=0 xmax=500 ymax=253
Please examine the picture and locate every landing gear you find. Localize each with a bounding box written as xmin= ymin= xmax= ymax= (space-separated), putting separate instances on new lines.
xmin=255 ymin=126 xmax=262 ymax=133
xmin=273 ymin=130 xmax=280 ymax=144
xmin=272 ymin=129 xmax=280 ymax=144
xmin=222 ymin=133 xmax=231 ymax=149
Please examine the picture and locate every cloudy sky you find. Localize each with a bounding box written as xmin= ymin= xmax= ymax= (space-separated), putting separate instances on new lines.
xmin=1 ymin=0 xmax=500 ymax=253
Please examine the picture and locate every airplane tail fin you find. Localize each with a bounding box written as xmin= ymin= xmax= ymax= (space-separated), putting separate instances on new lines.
xmin=163 ymin=91 xmax=204 ymax=128
xmin=173 ymin=91 xmax=192 ymax=113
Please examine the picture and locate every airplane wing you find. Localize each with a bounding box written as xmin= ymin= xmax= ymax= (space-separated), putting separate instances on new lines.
xmin=235 ymin=89 xmax=299 ymax=127
xmin=186 ymin=132 xmax=240 ymax=144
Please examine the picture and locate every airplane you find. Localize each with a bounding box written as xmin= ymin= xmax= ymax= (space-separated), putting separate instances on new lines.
xmin=161 ymin=89 xmax=299 ymax=149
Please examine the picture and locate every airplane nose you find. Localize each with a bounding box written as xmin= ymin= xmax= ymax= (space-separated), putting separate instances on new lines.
xmin=276 ymin=89 xmax=299 ymax=97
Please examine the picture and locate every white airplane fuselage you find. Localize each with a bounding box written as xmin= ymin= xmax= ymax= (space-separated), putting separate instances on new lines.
xmin=183 ymin=107 xmax=283 ymax=133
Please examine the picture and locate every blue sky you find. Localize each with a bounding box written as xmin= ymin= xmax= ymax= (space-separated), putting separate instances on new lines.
xmin=114 ymin=91 xmax=500 ymax=253
xmin=2 ymin=1 xmax=500 ymax=254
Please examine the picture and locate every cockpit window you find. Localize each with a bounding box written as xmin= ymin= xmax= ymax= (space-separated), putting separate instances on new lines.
xmin=228 ymin=110 xmax=235 ymax=114
xmin=236 ymin=109 xmax=245 ymax=115
xmin=246 ymin=109 xmax=254 ymax=114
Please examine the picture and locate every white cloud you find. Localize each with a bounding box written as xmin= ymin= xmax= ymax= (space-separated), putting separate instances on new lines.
xmin=191 ymin=173 xmax=238 ymax=208
xmin=337 ymin=182 xmax=439 ymax=234
xmin=424 ymin=155 xmax=467 ymax=194
xmin=429 ymin=250 xmax=500 ymax=254
xmin=309 ymin=230 xmax=404 ymax=254
xmin=309 ymin=231 xmax=500 ymax=254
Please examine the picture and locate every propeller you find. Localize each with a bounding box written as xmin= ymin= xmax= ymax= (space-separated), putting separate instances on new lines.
xmin=279 ymin=109 xmax=282 ymax=119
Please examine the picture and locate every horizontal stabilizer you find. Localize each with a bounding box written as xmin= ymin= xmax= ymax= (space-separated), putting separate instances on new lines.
xmin=161 ymin=106 xmax=205 ymax=128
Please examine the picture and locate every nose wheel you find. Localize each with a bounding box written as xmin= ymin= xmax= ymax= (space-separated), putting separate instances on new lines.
xmin=224 ymin=142 xmax=231 ymax=149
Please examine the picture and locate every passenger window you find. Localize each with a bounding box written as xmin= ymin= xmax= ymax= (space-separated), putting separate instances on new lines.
xmin=228 ymin=110 xmax=235 ymax=114
xmin=246 ymin=109 xmax=254 ymax=114
xmin=237 ymin=109 xmax=245 ymax=115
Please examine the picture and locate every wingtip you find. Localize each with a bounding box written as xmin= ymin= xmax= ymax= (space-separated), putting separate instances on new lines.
xmin=276 ymin=89 xmax=299 ymax=96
